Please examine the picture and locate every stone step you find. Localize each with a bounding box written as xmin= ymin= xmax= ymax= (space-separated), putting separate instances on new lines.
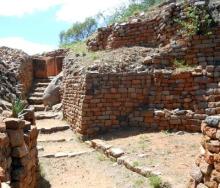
xmin=33 ymin=104 xmax=45 ymax=111
xmin=35 ymin=111 xmax=59 ymax=120
xmin=35 ymin=78 xmax=53 ymax=83
xmin=33 ymin=87 xmax=46 ymax=92
xmin=31 ymin=92 xmax=44 ymax=98
xmin=34 ymin=82 xmax=50 ymax=87
xmin=28 ymin=97 xmax=43 ymax=105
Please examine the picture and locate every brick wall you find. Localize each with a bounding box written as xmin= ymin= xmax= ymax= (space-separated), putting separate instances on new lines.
xmin=62 ymin=66 xmax=220 ymax=136
xmin=188 ymin=116 xmax=220 ymax=188
xmin=87 ymin=3 xmax=220 ymax=67
xmin=0 ymin=118 xmax=39 ymax=188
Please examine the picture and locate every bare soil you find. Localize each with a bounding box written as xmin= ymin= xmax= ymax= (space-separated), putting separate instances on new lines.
xmin=37 ymin=120 xmax=151 ymax=188
xmin=97 ymin=129 xmax=201 ymax=188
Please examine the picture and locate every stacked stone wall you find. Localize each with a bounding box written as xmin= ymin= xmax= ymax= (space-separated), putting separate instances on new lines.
xmin=0 ymin=118 xmax=39 ymax=188
xmin=189 ymin=116 xmax=220 ymax=188
xmin=87 ymin=2 xmax=220 ymax=67
xmin=62 ymin=66 xmax=220 ymax=136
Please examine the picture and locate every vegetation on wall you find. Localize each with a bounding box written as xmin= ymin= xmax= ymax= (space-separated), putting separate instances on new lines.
xmin=12 ymin=98 xmax=25 ymax=118
xmin=175 ymin=1 xmax=214 ymax=36
xmin=59 ymin=0 xmax=165 ymax=48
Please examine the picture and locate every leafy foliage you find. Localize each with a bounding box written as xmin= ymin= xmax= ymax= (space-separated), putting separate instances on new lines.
xmin=12 ymin=98 xmax=25 ymax=118
xmin=60 ymin=0 xmax=165 ymax=47
xmin=60 ymin=17 xmax=98 ymax=46
xmin=149 ymin=175 xmax=162 ymax=188
xmin=107 ymin=0 xmax=161 ymax=24
xmin=175 ymin=1 xmax=214 ymax=36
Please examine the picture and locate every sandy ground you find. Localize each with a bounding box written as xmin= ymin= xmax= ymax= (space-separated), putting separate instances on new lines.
xmin=97 ymin=128 xmax=201 ymax=188
xmin=37 ymin=120 xmax=201 ymax=188
xmin=37 ymin=120 xmax=150 ymax=188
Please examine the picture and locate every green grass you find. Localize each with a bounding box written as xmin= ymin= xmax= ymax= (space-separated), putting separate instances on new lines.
xmin=149 ymin=175 xmax=162 ymax=188
xmin=132 ymin=161 xmax=140 ymax=167
xmin=133 ymin=177 xmax=146 ymax=188
xmin=62 ymin=41 xmax=101 ymax=61
xmin=39 ymin=163 xmax=46 ymax=178
xmin=173 ymin=59 xmax=195 ymax=71
xmin=97 ymin=153 xmax=107 ymax=161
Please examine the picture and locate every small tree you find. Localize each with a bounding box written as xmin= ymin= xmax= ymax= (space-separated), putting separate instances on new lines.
xmin=59 ymin=17 xmax=98 ymax=46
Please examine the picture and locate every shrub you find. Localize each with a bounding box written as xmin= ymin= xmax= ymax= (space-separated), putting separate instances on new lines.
xmin=149 ymin=175 xmax=162 ymax=188
xmin=12 ymin=98 xmax=25 ymax=118
xmin=175 ymin=1 xmax=214 ymax=36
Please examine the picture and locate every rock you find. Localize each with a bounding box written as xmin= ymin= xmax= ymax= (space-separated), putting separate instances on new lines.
xmin=43 ymin=72 xmax=63 ymax=106
xmin=176 ymin=131 xmax=185 ymax=135
xmin=6 ymin=129 xmax=24 ymax=147
xmin=205 ymin=116 xmax=220 ymax=128
xmin=2 ymin=111 xmax=12 ymax=118
xmin=11 ymin=144 xmax=28 ymax=158
xmin=200 ymin=158 xmax=213 ymax=175
xmin=0 ymin=133 xmax=9 ymax=146
xmin=190 ymin=165 xmax=203 ymax=182
xmin=0 ymin=167 xmax=5 ymax=181
xmin=91 ymin=139 xmax=112 ymax=151
xmin=143 ymin=56 xmax=152 ymax=64
xmin=52 ymin=103 xmax=62 ymax=112
xmin=216 ymin=130 xmax=220 ymax=140
xmin=107 ymin=148 xmax=124 ymax=158
xmin=37 ymin=146 xmax=44 ymax=151
xmin=4 ymin=118 xmax=25 ymax=130
xmin=197 ymin=183 xmax=208 ymax=188
xmin=54 ymin=152 xmax=68 ymax=158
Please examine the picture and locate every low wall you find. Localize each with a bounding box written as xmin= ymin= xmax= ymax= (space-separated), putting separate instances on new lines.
xmin=0 ymin=118 xmax=39 ymax=188
xmin=62 ymin=66 xmax=220 ymax=136
xmin=87 ymin=2 xmax=220 ymax=67
xmin=188 ymin=116 xmax=220 ymax=188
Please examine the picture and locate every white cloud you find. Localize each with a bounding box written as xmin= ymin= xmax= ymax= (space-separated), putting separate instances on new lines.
xmin=0 ymin=0 xmax=61 ymax=17
xmin=0 ymin=0 xmax=129 ymax=22
xmin=0 ymin=37 xmax=55 ymax=55
xmin=56 ymin=0 xmax=129 ymax=23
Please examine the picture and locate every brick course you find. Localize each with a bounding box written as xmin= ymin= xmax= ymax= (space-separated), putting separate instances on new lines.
xmin=62 ymin=66 xmax=220 ymax=136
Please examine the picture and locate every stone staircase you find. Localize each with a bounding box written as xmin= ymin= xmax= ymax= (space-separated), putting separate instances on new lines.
xmin=28 ymin=77 xmax=60 ymax=119
xmin=28 ymin=78 xmax=53 ymax=110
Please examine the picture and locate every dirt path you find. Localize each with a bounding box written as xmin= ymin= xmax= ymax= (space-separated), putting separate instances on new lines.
xmin=37 ymin=120 xmax=150 ymax=188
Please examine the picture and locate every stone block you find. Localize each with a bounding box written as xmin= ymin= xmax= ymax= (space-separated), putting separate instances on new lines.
xmin=6 ymin=129 xmax=24 ymax=147
xmin=12 ymin=144 xmax=29 ymax=158
xmin=4 ymin=118 xmax=25 ymax=130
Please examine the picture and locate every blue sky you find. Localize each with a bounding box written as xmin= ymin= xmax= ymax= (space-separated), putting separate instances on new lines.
xmin=0 ymin=0 xmax=128 ymax=54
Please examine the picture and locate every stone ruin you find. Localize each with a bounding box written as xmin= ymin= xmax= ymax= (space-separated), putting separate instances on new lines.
xmin=63 ymin=0 xmax=220 ymax=136
xmin=0 ymin=0 xmax=219 ymax=187
xmin=189 ymin=116 xmax=220 ymax=188
xmin=0 ymin=117 xmax=38 ymax=188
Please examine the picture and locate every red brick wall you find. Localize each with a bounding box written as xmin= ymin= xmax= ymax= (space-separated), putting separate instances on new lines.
xmin=62 ymin=66 xmax=220 ymax=136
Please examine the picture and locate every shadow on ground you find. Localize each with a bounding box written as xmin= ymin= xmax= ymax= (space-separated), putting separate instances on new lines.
xmin=38 ymin=175 xmax=51 ymax=188
xmin=97 ymin=127 xmax=156 ymax=141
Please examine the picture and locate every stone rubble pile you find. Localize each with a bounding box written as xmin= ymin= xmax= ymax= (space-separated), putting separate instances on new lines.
xmin=0 ymin=118 xmax=39 ymax=188
xmin=0 ymin=47 xmax=33 ymax=104
xmin=189 ymin=116 xmax=220 ymax=188
xmin=86 ymin=0 xmax=220 ymax=69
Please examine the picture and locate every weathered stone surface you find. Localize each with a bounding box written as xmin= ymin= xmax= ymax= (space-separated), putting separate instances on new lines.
xmin=11 ymin=144 xmax=28 ymax=158
xmin=6 ymin=129 xmax=24 ymax=147
xmin=205 ymin=116 xmax=220 ymax=128
xmin=107 ymin=148 xmax=124 ymax=158
xmin=190 ymin=165 xmax=203 ymax=182
xmin=43 ymin=72 xmax=63 ymax=106
xmin=4 ymin=118 xmax=25 ymax=130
